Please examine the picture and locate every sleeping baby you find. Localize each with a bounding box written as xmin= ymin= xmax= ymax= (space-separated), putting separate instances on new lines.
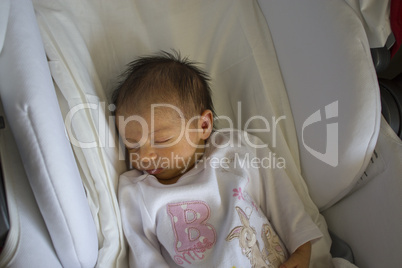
xmin=112 ymin=51 xmax=322 ymax=268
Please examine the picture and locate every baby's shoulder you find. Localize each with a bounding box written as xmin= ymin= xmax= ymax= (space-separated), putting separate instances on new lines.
xmin=209 ymin=129 xmax=265 ymax=152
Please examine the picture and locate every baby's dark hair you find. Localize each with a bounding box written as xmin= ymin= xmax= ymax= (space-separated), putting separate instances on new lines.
xmin=111 ymin=51 xmax=215 ymax=119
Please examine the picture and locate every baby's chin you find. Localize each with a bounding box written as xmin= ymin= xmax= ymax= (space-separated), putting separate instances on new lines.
xmin=153 ymin=168 xmax=190 ymax=185
xmin=155 ymin=175 xmax=181 ymax=185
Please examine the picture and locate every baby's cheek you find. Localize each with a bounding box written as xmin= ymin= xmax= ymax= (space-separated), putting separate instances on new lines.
xmin=127 ymin=151 xmax=138 ymax=166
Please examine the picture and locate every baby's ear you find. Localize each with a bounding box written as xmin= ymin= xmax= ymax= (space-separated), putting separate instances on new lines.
xmin=199 ymin=110 xmax=213 ymax=140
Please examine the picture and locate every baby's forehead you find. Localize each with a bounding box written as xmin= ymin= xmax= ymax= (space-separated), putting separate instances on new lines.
xmin=120 ymin=103 xmax=186 ymax=121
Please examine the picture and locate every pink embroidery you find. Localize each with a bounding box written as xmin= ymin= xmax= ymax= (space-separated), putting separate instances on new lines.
xmin=167 ymin=201 xmax=216 ymax=265
xmin=172 ymin=239 xmax=214 ymax=264
xmin=251 ymin=200 xmax=259 ymax=212
xmin=232 ymin=187 xmax=244 ymax=200
xmin=232 ymin=178 xmax=259 ymax=212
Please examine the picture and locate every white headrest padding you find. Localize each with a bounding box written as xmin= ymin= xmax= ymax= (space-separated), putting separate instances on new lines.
xmin=0 ymin=0 xmax=98 ymax=266
xmin=0 ymin=0 xmax=10 ymax=55
xmin=258 ymin=0 xmax=381 ymax=210
xmin=343 ymin=0 xmax=392 ymax=48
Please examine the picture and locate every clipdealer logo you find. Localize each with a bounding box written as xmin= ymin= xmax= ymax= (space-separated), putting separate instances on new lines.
xmin=63 ymin=100 xmax=338 ymax=168
xmin=302 ymin=101 xmax=338 ymax=167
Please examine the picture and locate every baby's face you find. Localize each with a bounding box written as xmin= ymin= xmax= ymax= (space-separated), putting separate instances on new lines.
xmin=116 ymin=105 xmax=212 ymax=184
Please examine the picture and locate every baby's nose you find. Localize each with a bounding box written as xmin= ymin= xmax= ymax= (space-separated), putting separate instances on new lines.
xmin=139 ymin=144 xmax=157 ymax=163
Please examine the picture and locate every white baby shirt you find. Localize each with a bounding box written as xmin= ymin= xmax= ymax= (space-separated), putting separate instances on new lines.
xmin=118 ymin=130 xmax=322 ymax=267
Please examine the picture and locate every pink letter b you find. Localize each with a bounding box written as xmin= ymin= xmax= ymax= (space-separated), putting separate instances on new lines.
xmin=167 ymin=201 xmax=216 ymax=253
